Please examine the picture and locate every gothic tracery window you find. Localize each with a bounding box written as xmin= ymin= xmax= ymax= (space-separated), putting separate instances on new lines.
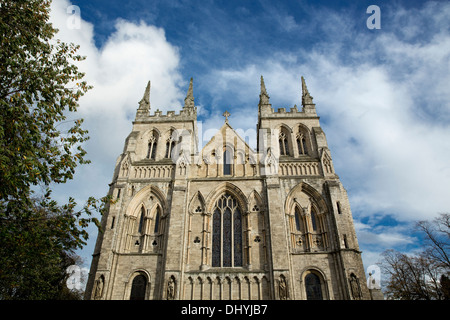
xmin=279 ymin=132 xmax=290 ymax=156
xmin=165 ymin=138 xmax=175 ymax=159
xmin=165 ymin=130 xmax=176 ymax=158
xmin=212 ymin=193 xmax=243 ymax=267
xmin=291 ymin=204 xmax=327 ymax=252
xmin=296 ymin=132 xmax=308 ymax=155
xmin=147 ymin=131 xmax=158 ymax=159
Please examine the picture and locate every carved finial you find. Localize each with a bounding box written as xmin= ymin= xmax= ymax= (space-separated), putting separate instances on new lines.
xmin=259 ymin=75 xmax=270 ymax=105
xmin=223 ymin=110 xmax=230 ymax=123
xmin=184 ymin=77 xmax=195 ymax=109
xmin=301 ymin=76 xmax=314 ymax=106
xmin=138 ymin=81 xmax=151 ymax=110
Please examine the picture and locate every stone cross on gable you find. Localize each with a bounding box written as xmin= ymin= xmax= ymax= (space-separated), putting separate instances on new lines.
xmin=223 ymin=110 xmax=230 ymax=123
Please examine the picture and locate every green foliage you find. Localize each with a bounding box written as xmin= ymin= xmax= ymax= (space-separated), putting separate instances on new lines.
xmin=0 ymin=0 xmax=107 ymax=299
xmin=0 ymin=0 xmax=91 ymax=203
xmin=0 ymin=192 xmax=109 ymax=299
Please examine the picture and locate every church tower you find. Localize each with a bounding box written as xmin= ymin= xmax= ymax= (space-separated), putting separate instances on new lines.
xmin=85 ymin=76 xmax=372 ymax=300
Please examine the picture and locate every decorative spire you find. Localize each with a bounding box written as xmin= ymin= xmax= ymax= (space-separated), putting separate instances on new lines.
xmin=259 ymin=75 xmax=270 ymax=105
xmin=135 ymin=81 xmax=151 ymax=118
xmin=184 ymin=77 xmax=195 ymax=109
xmin=301 ymin=76 xmax=314 ymax=106
xmin=138 ymin=80 xmax=151 ymax=110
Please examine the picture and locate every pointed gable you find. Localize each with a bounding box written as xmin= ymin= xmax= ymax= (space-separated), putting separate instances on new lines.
xmin=201 ymin=121 xmax=256 ymax=164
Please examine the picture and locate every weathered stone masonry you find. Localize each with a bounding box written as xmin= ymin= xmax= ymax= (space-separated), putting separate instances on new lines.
xmin=85 ymin=76 xmax=377 ymax=300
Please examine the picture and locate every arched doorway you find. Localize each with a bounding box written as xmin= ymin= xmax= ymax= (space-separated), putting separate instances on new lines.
xmin=130 ymin=274 xmax=147 ymax=300
xmin=304 ymin=272 xmax=323 ymax=300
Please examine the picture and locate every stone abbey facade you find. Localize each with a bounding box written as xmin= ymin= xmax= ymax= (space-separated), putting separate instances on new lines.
xmin=85 ymin=76 xmax=373 ymax=300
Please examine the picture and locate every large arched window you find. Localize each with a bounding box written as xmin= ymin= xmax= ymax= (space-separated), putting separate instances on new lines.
xmin=130 ymin=274 xmax=147 ymax=300
xmin=212 ymin=193 xmax=242 ymax=267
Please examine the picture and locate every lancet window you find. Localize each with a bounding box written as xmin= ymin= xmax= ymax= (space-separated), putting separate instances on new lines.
xmin=138 ymin=206 xmax=145 ymax=234
xmin=154 ymin=206 xmax=161 ymax=234
xmin=165 ymin=130 xmax=176 ymax=158
xmin=223 ymin=150 xmax=231 ymax=175
xmin=294 ymin=207 xmax=301 ymax=231
xmin=147 ymin=131 xmax=158 ymax=159
xmin=279 ymin=132 xmax=290 ymax=156
xmin=296 ymin=133 xmax=308 ymax=155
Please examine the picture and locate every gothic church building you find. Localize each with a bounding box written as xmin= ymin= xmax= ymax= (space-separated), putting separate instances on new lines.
xmin=85 ymin=76 xmax=371 ymax=300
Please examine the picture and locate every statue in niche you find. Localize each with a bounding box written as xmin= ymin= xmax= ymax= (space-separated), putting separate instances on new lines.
xmin=94 ymin=276 xmax=104 ymax=300
xmin=279 ymin=276 xmax=288 ymax=300
xmin=349 ymin=273 xmax=362 ymax=300
xmin=167 ymin=276 xmax=175 ymax=300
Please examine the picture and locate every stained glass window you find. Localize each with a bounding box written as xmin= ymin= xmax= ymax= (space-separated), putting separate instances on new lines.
xmin=233 ymin=207 xmax=242 ymax=266
xmin=211 ymin=193 xmax=243 ymax=267
xmin=223 ymin=207 xmax=232 ymax=267
xmin=212 ymin=209 xmax=221 ymax=267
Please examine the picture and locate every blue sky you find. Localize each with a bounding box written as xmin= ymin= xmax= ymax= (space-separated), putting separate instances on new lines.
xmin=48 ymin=0 xmax=450 ymax=285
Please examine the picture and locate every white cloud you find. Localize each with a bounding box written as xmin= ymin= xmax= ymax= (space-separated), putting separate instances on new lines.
xmin=47 ymin=1 xmax=450 ymax=270
xmin=202 ymin=2 xmax=450 ymax=224
xmin=354 ymin=221 xmax=416 ymax=248
xmin=48 ymin=0 xmax=185 ymax=264
xmin=50 ymin=0 xmax=184 ymax=155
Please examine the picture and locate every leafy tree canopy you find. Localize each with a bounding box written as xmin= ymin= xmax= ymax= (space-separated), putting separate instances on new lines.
xmin=0 ymin=0 xmax=106 ymax=299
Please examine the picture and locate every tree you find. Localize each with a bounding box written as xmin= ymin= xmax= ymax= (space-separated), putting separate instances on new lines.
xmin=416 ymin=213 xmax=450 ymax=271
xmin=0 ymin=0 xmax=105 ymax=299
xmin=380 ymin=249 xmax=443 ymax=300
xmin=380 ymin=213 xmax=450 ymax=300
